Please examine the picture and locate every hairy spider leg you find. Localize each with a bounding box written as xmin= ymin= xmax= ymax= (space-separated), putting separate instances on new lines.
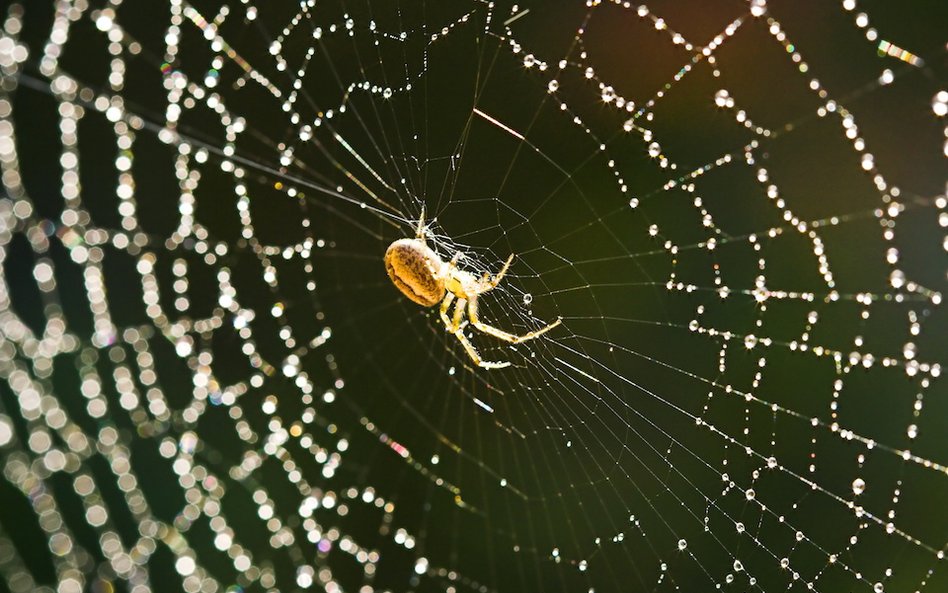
xmin=468 ymin=295 xmax=562 ymax=343
xmin=451 ymin=296 xmax=467 ymax=332
xmin=476 ymin=254 xmax=515 ymax=294
xmin=416 ymin=206 xmax=426 ymax=239
xmin=439 ymin=292 xmax=455 ymax=328
xmin=439 ymin=292 xmax=510 ymax=369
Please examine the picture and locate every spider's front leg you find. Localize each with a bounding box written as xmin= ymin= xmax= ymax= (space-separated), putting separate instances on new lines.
xmin=476 ymin=254 xmax=515 ymax=294
xmin=439 ymin=293 xmax=510 ymax=369
xmin=439 ymin=292 xmax=457 ymax=329
xmin=467 ymin=295 xmax=562 ymax=343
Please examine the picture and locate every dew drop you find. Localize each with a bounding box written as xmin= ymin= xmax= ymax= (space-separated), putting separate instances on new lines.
xmin=714 ymin=89 xmax=731 ymax=107
xmin=852 ymin=478 xmax=866 ymax=496
xmin=0 ymin=417 xmax=11 ymax=447
xmin=933 ymin=91 xmax=948 ymax=116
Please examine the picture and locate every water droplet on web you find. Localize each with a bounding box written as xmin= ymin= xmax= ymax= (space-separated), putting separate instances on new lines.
xmin=852 ymin=478 xmax=866 ymax=495
xmin=745 ymin=489 xmax=755 ymax=500
xmin=874 ymin=583 xmax=884 ymax=593
xmin=744 ymin=334 xmax=758 ymax=349
xmin=0 ymin=417 xmax=11 ymax=447
xmin=628 ymin=197 xmax=639 ymax=209
xmin=678 ymin=539 xmax=687 ymax=550
xmin=714 ymin=89 xmax=733 ymax=108
xmin=523 ymin=293 xmax=533 ymax=305
xmin=648 ymin=142 xmax=661 ymax=157
xmin=933 ymin=91 xmax=948 ymax=116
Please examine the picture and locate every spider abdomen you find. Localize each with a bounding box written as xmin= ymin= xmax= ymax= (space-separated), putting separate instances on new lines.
xmin=384 ymin=238 xmax=445 ymax=307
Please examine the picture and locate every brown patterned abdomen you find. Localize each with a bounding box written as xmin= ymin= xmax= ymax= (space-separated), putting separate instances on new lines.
xmin=384 ymin=239 xmax=444 ymax=307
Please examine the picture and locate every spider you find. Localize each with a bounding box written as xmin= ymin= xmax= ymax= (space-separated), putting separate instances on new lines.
xmin=384 ymin=210 xmax=561 ymax=369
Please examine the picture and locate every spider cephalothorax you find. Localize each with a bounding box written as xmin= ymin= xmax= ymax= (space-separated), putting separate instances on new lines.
xmin=384 ymin=210 xmax=561 ymax=368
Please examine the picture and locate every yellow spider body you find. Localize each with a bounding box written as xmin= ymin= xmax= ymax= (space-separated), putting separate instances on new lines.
xmin=384 ymin=212 xmax=561 ymax=369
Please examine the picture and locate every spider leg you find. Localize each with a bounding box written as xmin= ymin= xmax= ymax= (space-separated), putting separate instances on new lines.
xmin=476 ymin=254 xmax=514 ymax=294
xmin=452 ymin=296 xmax=467 ymax=332
xmin=468 ymin=294 xmax=562 ymax=343
xmin=454 ymin=330 xmax=510 ymax=369
xmin=441 ymin=293 xmax=510 ymax=369
xmin=439 ymin=292 xmax=456 ymax=329
xmin=416 ymin=206 xmax=426 ymax=239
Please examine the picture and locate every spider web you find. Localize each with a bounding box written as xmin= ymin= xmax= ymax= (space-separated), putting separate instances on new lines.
xmin=0 ymin=1 xmax=946 ymax=592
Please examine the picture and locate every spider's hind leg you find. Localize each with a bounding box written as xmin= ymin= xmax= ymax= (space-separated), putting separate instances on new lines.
xmin=416 ymin=205 xmax=426 ymax=238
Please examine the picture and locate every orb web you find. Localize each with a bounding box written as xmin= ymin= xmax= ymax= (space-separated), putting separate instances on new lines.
xmin=0 ymin=1 xmax=945 ymax=593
